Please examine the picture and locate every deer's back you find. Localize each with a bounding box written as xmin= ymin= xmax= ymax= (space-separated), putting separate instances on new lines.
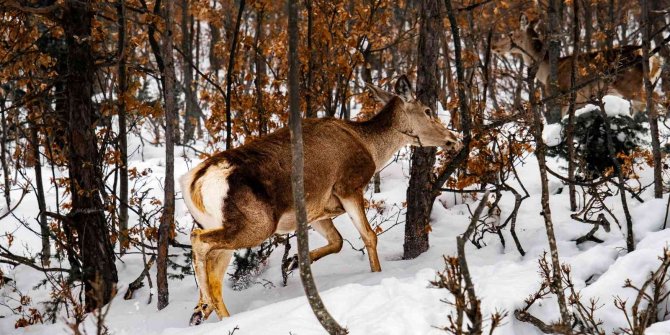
xmin=206 ymin=118 xmax=376 ymax=224
xmin=557 ymin=45 xmax=644 ymax=92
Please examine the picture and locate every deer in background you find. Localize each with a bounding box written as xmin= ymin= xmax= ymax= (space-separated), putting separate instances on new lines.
xmin=180 ymin=75 xmax=462 ymax=325
xmin=492 ymin=14 xmax=663 ymax=117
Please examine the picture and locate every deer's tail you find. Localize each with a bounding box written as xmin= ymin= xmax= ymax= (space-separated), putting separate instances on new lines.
xmin=180 ymin=159 xmax=234 ymax=230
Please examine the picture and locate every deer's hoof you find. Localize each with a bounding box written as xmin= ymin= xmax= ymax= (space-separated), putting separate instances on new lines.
xmin=190 ymin=303 xmax=208 ymax=326
xmin=189 ymin=310 xmax=205 ymax=326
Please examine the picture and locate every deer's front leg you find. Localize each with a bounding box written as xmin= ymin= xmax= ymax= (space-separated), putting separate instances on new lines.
xmin=339 ymin=193 xmax=381 ymax=272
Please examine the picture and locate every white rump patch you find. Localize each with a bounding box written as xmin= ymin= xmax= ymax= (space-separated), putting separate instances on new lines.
xmin=179 ymin=160 xmax=234 ymax=229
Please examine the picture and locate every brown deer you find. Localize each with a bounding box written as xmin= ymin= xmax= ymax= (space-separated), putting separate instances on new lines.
xmin=492 ymin=14 xmax=663 ymax=117
xmin=180 ymin=75 xmax=461 ymax=325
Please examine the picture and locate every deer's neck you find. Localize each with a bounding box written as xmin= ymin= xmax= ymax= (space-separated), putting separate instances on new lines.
xmin=518 ymin=40 xmax=551 ymax=86
xmin=354 ymin=99 xmax=410 ymax=170
xmin=534 ymin=55 xmax=551 ymax=86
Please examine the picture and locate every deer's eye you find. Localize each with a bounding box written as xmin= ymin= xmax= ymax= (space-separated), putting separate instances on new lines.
xmin=424 ymin=108 xmax=432 ymax=117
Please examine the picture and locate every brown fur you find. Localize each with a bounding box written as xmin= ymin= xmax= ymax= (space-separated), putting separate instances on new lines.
xmin=184 ymin=76 xmax=462 ymax=325
xmin=492 ymin=16 xmax=663 ymax=116
xmin=189 ymin=164 xmax=208 ymax=213
xmin=190 ymin=115 xmax=379 ymax=248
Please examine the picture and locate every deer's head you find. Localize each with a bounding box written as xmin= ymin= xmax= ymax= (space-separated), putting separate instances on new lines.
xmin=491 ymin=14 xmax=544 ymax=60
xmin=366 ymin=75 xmax=461 ymax=150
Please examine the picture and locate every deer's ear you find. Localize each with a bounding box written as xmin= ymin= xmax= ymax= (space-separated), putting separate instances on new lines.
xmin=520 ymin=14 xmax=529 ymax=30
xmin=394 ymin=75 xmax=413 ymax=101
xmin=365 ymin=83 xmax=394 ymax=104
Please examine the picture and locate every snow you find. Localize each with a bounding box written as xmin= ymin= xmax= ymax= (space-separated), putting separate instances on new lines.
xmin=573 ymin=95 xmax=633 ymax=118
xmin=546 ymin=95 xmax=641 ymax=147
xmin=543 ymin=123 xmax=563 ymax=147
xmin=2 ymin=112 xmax=670 ymax=334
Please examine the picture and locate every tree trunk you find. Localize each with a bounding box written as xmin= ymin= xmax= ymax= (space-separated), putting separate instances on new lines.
xmin=0 ymin=109 xmax=10 ymax=208
xmin=643 ymin=0 xmax=663 ymax=199
xmin=225 ymin=0 xmax=245 ymax=149
xmin=404 ymin=0 xmax=440 ymax=260
xmin=209 ymin=0 xmax=222 ymax=77
xmin=117 ymin=0 xmax=129 ymax=256
xmin=63 ymin=0 xmax=118 ymax=311
xmin=432 ymin=0 xmax=471 ymax=201
xmin=607 ymin=0 xmax=615 ymax=50
xmin=530 ymin=0 xmax=571 ymax=326
xmin=361 ymin=40 xmax=381 ymax=193
xmin=157 ymin=0 xmax=178 ymax=310
xmin=254 ymin=6 xmax=268 ymax=136
xmin=287 ymin=1 xmax=346 ymax=333
xmin=30 ymin=113 xmax=50 ymax=265
xmin=143 ymin=0 xmax=179 ymax=145
xmin=305 ymin=0 xmax=316 ymax=118
xmin=652 ymin=0 xmax=670 ymax=96
xmin=582 ymin=0 xmax=592 ymax=52
xmin=182 ymin=0 xmax=197 ymax=143
xmin=546 ymin=1 xmax=562 ymax=124
xmin=567 ymin=0 xmax=579 ymax=211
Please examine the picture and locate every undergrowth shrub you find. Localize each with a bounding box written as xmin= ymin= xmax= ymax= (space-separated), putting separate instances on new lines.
xmin=547 ymin=109 xmax=647 ymax=179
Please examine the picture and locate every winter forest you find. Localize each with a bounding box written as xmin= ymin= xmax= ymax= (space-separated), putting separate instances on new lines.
xmin=2 ymin=0 xmax=670 ymax=334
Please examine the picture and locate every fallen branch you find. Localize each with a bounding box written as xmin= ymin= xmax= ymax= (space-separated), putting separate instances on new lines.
xmin=123 ymin=255 xmax=156 ymax=300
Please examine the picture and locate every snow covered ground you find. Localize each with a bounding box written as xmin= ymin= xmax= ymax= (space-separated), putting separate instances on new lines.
xmin=1 ymin=97 xmax=670 ymax=334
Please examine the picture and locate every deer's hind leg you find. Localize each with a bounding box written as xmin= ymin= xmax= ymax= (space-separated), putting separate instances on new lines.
xmin=189 ymin=231 xmax=217 ymax=326
xmin=309 ymin=219 xmax=344 ymax=262
xmin=285 ymin=218 xmax=344 ymax=271
xmin=189 ymin=247 xmax=233 ymax=325
xmin=206 ymin=249 xmax=234 ymax=319
xmin=190 ymin=208 xmax=275 ymax=324
xmin=190 ymin=243 xmax=211 ymax=325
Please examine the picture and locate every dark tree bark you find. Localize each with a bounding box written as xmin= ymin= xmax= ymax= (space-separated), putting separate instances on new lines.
xmin=208 ymin=0 xmax=222 ymax=77
xmin=403 ymin=0 xmax=441 ymax=260
xmin=254 ymin=5 xmax=268 ymax=136
xmin=225 ymin=0 xmax=245 ymax=149
xmin=287 ymin=1 xmax=346 ymax=333
xmin=607 ymin=0 xmax=615 ymax=50
xmin=545 ymin=1 xmax=562 ymax=124
xmin=141 ymin=0 xmax=179 ymax=145
xmin=642 ymin=0 xmax=663 ymax=199
xmin=305 ymin=0 xmax=316 ymax=118
xmin=566 ymin=0 xmax=579 ymax=211
xmin=527 ymin=56 xmax=573 ymax=335
xmin=157 ymin=0 xmax=178 ymax=310
xmin=360 ymin=39 xmax=381 ymax=193
xmin=520 ymin=0 xmax=571 ymax=328
xmin=181 ymin=0 xmax=198 ymax=143
xmin=432 ymin=0 xmax=471 ymax=198
xmin=651 ymin=0 xmax=670 ymax=97
xmin=582 ymin=0 xmax=592 ymax=52
xmin=29 ymin=112 xmax=50 ymax=265
xmin=62 ymin=0 xmax=118 ymax=311
xmin=195 ymin=16 xmax=203 ymax=138
xmin=117 ymin=0 xmax=129 ymax=256
xmin=0 ymin=109 xmax=10 ymax=208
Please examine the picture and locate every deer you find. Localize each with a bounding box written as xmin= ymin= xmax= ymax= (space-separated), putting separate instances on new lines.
xmin=492 ymin=14 xmax=663 ymax=117
xmin=180 ymin=75 xmax=462 ymax=326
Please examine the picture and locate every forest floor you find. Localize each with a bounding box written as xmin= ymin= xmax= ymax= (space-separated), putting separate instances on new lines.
xmin=2 ymin=97 xmax=670 ymax=335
